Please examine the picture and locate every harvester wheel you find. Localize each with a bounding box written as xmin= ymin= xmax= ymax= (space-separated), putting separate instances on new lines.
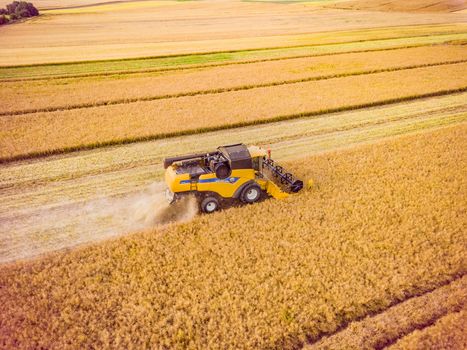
xmin=201 ymin=196 xmax=219 ymax=213
xmin=241 ymin=183 xmax=261 ymax=204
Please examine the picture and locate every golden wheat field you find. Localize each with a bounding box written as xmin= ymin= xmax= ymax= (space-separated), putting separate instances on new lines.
xmin=388 ymin=309 xmax=467 ymax=349
xmin=2 ymin=93 xmax=465 ymax=263
xmin=0 ymin=0 xmax=466 ymax=348
xmin=1 ymin=125 xmax=466 ymax=348
xmin=307 ymin=275 xmax=467 ymax=349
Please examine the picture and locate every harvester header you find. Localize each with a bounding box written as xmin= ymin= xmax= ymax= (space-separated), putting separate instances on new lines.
xmin=164 ymin=143 xmax=304 ymax=213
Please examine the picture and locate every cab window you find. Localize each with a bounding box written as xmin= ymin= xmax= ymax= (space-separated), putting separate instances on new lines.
xmin=252 ymin=157 xmax=260 ymax=171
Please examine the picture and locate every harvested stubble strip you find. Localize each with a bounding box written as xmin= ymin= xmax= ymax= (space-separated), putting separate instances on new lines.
xmin=1 ymin=62 xmax=467 ymax=160
xmin=1 ymin=92 xmax=464 ymax=194
xmin=305 ymin=275 xmax=467 ymax=349
xmin=388 ymin=309 xmax=467 ymax=350
xmin=1 ymin=45 xmax=466 ymax=116
xmin=0 ymin=124 xmax=466 ymax=349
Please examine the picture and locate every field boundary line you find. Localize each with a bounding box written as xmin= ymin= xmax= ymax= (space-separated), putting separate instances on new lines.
xmin=1 ymin=87 xmax=466 ymax=164
xmin=2 ymin=59 xmax=466 ymax=117
xmin=1 ymin=37 xmax=465 ymax=82
xmin=2 ymin=30 xmax=464 ymax=69
xmin=301 ymin=273 xmax=466 ymax=350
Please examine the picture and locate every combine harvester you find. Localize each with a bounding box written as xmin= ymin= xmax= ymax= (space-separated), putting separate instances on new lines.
xmin=164 ymin=144 xmax=310 ymax=213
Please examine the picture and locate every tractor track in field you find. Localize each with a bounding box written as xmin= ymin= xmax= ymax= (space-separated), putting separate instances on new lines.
xmin=0 ymin=93 xmax=466 ymax=264
xmin=2 ymin=59 xmax=466 ymax=117
xmin=303 ymin=274 xmax=467 ymax=350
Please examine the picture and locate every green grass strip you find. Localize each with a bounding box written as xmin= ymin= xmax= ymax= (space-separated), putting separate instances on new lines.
xmin=3 ymin=30 xmax=462 ymax=69
xmin=1 ymin=88 xmax=465 ymax=164
xmin=2 ymin=60 xmax=466 ymax=117
xmin=1 ymin=32 xmax=466 ymax=81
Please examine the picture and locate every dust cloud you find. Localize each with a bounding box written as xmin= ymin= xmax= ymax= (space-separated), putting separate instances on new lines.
xmin=77 ymin=182 xmax=198 ymax=233
xmin=0 ymin=183 xmax=198 ymax=264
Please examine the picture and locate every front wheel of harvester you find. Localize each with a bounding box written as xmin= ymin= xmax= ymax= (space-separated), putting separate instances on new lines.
xmin=241 ymin=183 xmax=262 ymax=204
xmin=201 ymin=196 xmax=220 ymax=214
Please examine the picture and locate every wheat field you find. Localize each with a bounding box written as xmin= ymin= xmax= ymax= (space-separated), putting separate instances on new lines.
xmin=388 ymin=309 xmax=467 ymax=349
xmin=1 ymin=125 xmax=465 ymax=348
xmin=2 ymin=93 xmax=465 ymax=263
xmin=1 ymin=0 xmax=466 ymax=348
xmin=1 ymin=27 xmax=466 ymax=80
xmin=307 ymin=275 xmax=467 ymax=349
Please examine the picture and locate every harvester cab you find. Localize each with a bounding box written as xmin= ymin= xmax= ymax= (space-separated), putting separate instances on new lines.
xmin=163 ymin=143 xmax=304 ymax=213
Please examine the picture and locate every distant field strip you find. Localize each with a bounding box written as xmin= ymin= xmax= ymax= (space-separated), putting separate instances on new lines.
xmin=1 ymin=93 xmax=465 ymax=216
xmin=306 ymin=275 xmax=466 ymax=349
xmin=2 ymin=45 xmax=466 ymax=116
xmin=42 ymin=0 xmax=182 ymax=13
xmin=1 ymin=31 xmax=466 ymax=81
xmin=2 ymin=23 xmax=464 ymax=69
xmin=0 ymin=125 xmax=465 ymax=349
xmin=1 ymin=62 xmax=466 ymax=161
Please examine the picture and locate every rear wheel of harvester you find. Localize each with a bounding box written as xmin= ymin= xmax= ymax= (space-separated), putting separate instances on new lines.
xmin=201 ymin=196 xmax=220 ymax=214
xmin=241 ymin=183 xmax=261 ymax=204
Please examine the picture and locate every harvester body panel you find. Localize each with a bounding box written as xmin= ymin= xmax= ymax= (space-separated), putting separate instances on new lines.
xmin=195 ymin=169 xmax=255 ymax=198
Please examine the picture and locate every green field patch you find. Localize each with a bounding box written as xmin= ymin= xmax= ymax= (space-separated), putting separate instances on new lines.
xmin=1 ymin=32 xmax=466 ymax=80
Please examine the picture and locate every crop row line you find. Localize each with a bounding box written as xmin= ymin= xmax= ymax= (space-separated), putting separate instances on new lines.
xmin=1 ymin=87 xmax=465 ymax=164
xmin=0 ymin=40 xmax=461 ymax=83
xmin=2 ymin=29 xmax=463 ymax=69
xmin=376 ymin=312 xmax=460 ymax=350
xmin=303 ymin=273 xmax=466 ymax=350
xmin=2 ymin=59 xmax=466 ymax=117
xmin=375 ymin=299 xmax=466 ymax=349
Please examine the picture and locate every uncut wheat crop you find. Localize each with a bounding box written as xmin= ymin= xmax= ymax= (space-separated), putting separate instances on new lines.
xmin=388 ymin=309 xmax=467 ymax=349
xmin=307 ymin=275 xmax=467 ymax=349
xmin=0 ymin=124 xmax=465 ymax=349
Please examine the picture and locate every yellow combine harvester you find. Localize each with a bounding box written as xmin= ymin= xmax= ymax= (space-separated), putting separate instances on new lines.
xmin=164 ymin=143 xmax=305 ymax=213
